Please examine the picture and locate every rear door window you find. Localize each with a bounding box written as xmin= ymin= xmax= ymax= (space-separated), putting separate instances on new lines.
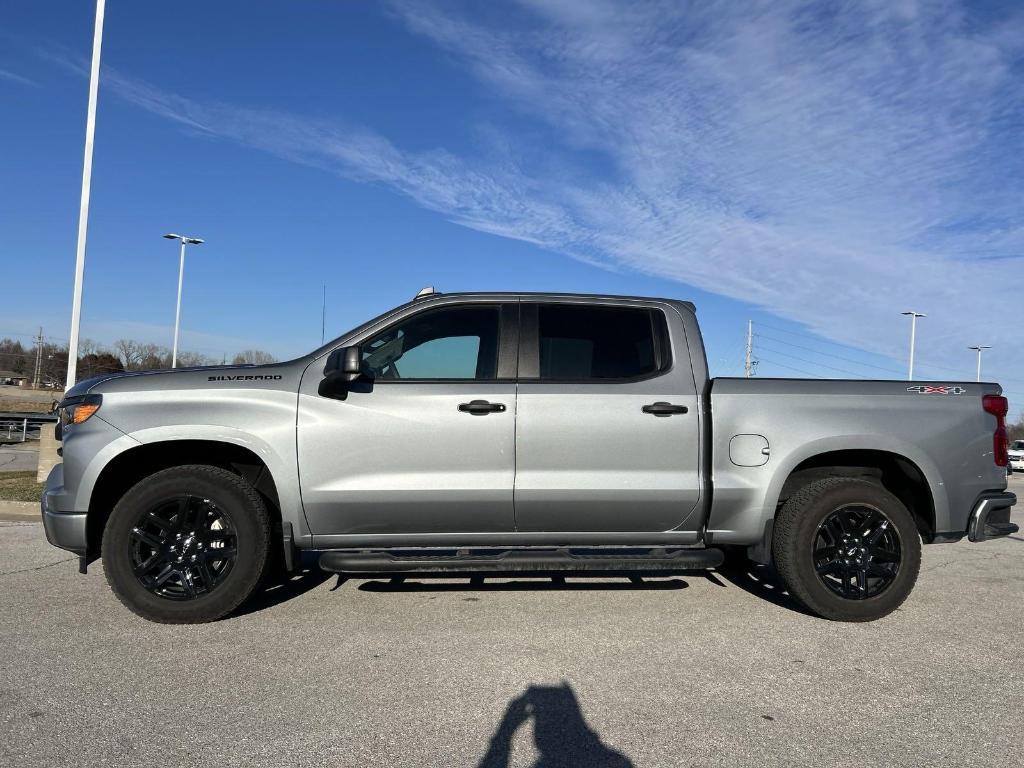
xmin=535 ymin=304 xmax=666 ymax=380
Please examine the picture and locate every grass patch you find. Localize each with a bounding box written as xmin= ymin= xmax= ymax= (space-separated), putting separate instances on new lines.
xmin=0 ymin=471 xmax=43 ymax=503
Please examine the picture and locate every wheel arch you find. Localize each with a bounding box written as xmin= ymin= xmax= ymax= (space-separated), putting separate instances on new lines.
xmin=86 ymin=439 xmax=284 ymax=560
xmin=772 ymin=446 xmax=938 ymax=541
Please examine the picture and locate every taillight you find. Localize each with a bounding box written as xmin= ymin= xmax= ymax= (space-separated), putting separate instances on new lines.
xmin=983 ymin=394 xmax=1009 ymax=467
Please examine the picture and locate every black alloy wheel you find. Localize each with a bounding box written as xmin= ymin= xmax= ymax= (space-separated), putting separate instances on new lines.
xmin=812 ymin=504 xmax=901 ymax=599
xmin=129 ymin=495 xmax=237 ymax=600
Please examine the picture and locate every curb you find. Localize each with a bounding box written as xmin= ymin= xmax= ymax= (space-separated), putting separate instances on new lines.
xmin=0 ymin=500 xmax=39 ymax=519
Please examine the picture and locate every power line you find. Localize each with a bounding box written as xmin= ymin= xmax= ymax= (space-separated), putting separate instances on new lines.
xmin=756 ymin=357 xmax=821 ymax=377
xmin=755 ymin=345 xmax=870 ymax=378
xmin=753 ymin=333 xmax=904 ymax=375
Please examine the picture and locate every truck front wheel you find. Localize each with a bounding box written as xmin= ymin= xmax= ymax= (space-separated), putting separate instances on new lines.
xmin=772 ymin=477 xmax=921 ymax=622
xmin=101 ymin=465 xmax=271 ymax=623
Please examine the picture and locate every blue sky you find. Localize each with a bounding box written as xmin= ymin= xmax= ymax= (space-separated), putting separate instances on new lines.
xmin=1 ymin=1 xmax=1022 ymax=406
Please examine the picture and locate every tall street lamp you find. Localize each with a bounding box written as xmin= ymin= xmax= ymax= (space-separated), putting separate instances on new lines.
xmin=968 ymin=345 xmax=991 ymax=382
xmin=901 ymin=311 xmax=926 ymax=381
xmin=163 ymin=233 xmax=204 ymax=368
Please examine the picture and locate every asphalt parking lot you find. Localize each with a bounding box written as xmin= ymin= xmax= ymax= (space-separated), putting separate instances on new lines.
xmin=1 ymin=476 xmax=1021 ymax=768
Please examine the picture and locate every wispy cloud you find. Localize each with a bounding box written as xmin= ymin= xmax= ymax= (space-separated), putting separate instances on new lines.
xmin=0 ymin=68 xmax=37 ymax=87
xmin=36 ymin=1 xmax=1024 ymax=389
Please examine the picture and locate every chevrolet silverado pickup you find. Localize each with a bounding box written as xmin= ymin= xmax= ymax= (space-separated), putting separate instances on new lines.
xmin=41 ymin=290 xmax=1017 ymax=623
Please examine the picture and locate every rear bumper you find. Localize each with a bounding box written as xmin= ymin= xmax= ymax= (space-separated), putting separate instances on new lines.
xmin=967 ymin=492 xmax=1018 ymax=543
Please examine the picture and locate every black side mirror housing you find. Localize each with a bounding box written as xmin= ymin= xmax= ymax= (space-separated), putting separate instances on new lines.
xmin=319 ymin=345 xmax=363 ymax=398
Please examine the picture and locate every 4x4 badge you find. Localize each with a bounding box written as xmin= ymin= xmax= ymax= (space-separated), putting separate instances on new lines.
xmin=907 ymin=385 xmax=966 ymax=395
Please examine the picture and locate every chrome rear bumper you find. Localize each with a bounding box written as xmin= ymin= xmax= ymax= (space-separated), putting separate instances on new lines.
xmin=967 ymin=492 xmax=1018 ymax=542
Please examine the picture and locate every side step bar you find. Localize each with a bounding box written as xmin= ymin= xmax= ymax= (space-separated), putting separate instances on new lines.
xmin=319 ymin=546 xmax=724 ymax=574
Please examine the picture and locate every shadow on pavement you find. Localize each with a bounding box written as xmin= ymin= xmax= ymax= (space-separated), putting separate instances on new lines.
xmin=714 ymin=557 xmax=816 ymax=617
xmin=478 ymin=682 xmax=633 ymax=768
xmin=232 ymin=567 xmax=334 ymax=617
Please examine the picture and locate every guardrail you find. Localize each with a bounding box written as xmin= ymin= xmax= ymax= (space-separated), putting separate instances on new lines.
xmin=0 ymin=412 xmax=57 ymax=444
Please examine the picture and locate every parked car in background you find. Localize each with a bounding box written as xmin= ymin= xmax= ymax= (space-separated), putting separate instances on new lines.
xmin=1009 ymin=440 xmax=1024 ymax=472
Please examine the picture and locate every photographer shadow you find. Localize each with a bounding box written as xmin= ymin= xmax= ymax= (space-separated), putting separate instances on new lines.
xmin=478 ymin=682 xmax=633 ymax=768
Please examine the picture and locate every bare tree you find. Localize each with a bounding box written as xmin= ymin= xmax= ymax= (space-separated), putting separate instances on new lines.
xmin=1009 ymin=412 xmax=1024 ymax=442
xmin=232 ymin=349 xmax=278 ymax=365
xmin=175 ymin=351 xmax=215 ymax=368
xmin=114 ymin=338 xmax=143 ymax=370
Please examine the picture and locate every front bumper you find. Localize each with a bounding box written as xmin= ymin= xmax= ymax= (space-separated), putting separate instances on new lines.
xmin=967 ymin=492 xmax=1018 ymax=542
xmin=41 ymin=465 xmax=88 ymax=556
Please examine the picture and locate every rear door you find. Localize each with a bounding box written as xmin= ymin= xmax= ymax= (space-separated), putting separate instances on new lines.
xmin=513 ymin=300 xmax=702 ymax=532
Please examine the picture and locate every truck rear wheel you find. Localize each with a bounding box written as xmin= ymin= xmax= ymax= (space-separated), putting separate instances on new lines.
xmin=772 ymin=477 xmax=921 ymax=622
xmin=101 ymin=465 xmax=271 ymax=623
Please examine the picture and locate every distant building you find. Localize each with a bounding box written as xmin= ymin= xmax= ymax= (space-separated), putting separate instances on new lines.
xmin=0 ymin=370 xmax=29 ymax=386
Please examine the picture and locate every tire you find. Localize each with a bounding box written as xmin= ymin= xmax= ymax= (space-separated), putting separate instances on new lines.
xmin=102 ymin=465 xmax=271 ymax=624
xmin=772 ymin=477 xmax=921 ymax=622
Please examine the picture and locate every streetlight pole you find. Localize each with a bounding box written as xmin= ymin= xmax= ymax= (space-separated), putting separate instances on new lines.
xmin=66 ymin=0 xmax=106 ymax=388
xmin=901 ymin=311 xmax=926 ymax=381
xmin=968 ymin=345 xmax=991 ymax=382
xmin=162 ymin=233 xmax=204 ymax=367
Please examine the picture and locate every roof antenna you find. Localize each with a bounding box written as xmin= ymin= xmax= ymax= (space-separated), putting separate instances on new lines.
xmin=414 ymin=286 xmax=438 ymax=300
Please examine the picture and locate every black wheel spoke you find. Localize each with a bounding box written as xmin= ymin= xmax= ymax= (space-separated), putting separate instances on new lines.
xmin=204 ymin=547 xmax=236 ymax=563
xmin=152 ymin=564 xmax=176 ymax=587
xmin=175 ymin=495 xmax=194 ymax=531
xmin=130 ymin=527 xmax=163 ymax=549
xmin=195 ymin=561 xmax=216 ymax=592
xmin=815 ymin=558 xmax=840 ymax=575
xmin=133 ymin=551 xmax=164 ymax=576
xmin=866 ymin=519 xmax=890 ymax=545
xmin=145 ymin=511 xmax=175 ymax=532
xmin=179 ymin=569 xmax=196 ymax=598
xmin=870 ymin=546 xmax=899 ymax=561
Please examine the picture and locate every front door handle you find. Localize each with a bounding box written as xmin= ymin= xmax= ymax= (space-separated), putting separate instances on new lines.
xmin=458 ymin=400 xmax=507 ymax=415
xmin=642 ymin=402 xmax=688 ymax=417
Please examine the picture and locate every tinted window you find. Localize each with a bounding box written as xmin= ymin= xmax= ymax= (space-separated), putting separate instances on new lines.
xmin=361 ymin=305 xmax=499 ymax=380
xmin=538 ymin=305 xmax=662 ymax=380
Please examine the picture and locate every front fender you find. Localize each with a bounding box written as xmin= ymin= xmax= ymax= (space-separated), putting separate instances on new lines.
xmin=125 ymin=425 xmax=308 ymax=539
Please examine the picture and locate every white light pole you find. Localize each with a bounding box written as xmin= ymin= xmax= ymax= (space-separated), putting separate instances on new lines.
xmin=968 ymin=345 xmax=991 ymax=382
xmin=163 ymin=233 xmax=204 ymax=367
xmin=901 ymin=311 xmax=926 ymax=381
xmin=66 ymin=0 xmax=106 ymax=388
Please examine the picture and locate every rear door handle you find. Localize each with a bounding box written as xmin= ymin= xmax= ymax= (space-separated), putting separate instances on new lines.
xmin=458 ymin=400 xmax=507 ymax=415
xmin=642 ymin=402 xmax=688 ymax=417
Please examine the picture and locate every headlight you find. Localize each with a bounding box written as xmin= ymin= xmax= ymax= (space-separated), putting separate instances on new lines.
xmin=58 ymin=394 xmax=103 ymax=436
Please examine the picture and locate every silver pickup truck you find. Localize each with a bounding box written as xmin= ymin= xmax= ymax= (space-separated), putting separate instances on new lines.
xmin=41 ymin=290 xmax=1017 ymax=624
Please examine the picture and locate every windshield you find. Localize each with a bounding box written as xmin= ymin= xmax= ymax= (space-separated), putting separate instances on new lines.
xmin=1012 ymin=440 xmax=1024 ymax=451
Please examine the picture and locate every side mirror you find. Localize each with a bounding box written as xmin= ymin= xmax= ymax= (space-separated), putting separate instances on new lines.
xmin=319 ymin=346 xmax=362 ymax=398
xmin=343 ymin=345 xmax=361 ymax=378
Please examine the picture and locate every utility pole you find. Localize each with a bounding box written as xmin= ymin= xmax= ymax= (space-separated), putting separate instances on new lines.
xmin=33 ymin=328 xmax=44 ymax=388
xmin=968 ymin=345 xmax=991 ymax=382
xmin=66 ymin=0 xmax=107 ymax=388
xmin=744 ymin=320 xmax=753 ymax=378
xmin=901 ymin=311 xmax=926 ymax=381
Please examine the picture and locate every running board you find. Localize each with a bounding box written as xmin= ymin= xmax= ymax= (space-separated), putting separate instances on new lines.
xmin=318 ymin=546 xmax=724 ymax=574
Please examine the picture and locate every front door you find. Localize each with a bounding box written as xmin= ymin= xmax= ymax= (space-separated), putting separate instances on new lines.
xmin=513 ymin=301 xmax=702 ymax=532
xmin=297 ymin=302 xmax=518 ymax=536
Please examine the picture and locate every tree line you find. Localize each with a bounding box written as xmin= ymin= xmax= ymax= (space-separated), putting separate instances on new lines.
xmin=0 ymin=337 xmax=277 ymax=389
